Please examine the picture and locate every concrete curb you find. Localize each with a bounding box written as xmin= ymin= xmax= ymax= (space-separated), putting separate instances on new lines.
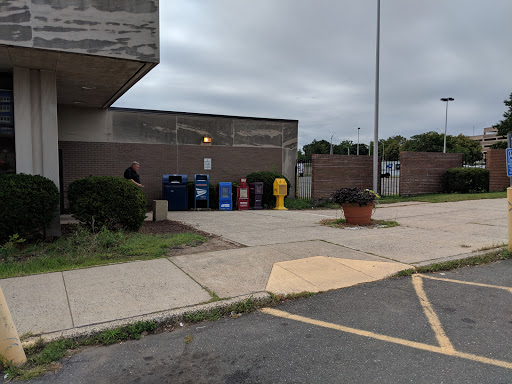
xmin=22 ymin=292 xmax=272 ymax=345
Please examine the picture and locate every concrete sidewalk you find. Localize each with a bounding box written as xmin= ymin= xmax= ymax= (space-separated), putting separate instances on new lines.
xmin=1 ymin=198 xmax=507 ymax=341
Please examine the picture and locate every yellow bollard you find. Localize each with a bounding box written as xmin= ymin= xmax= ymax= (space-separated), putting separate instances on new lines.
xmin=508 ymin=188 xmax=512 ymax=252
xmin=0 ymin=286 xmax=26 ymax=366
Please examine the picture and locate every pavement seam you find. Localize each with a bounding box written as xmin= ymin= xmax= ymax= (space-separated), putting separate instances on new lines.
xmin=60 ymin=272 xmax=75 ymax=328
xmin=166 ymin=258 xmax=223 ymax=301
xmin=317 ymin=240 xmax=409 ymax=265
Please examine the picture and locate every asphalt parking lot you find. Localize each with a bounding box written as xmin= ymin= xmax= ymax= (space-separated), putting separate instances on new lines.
xmin=27 ymin=259 xmax=512 ymax=384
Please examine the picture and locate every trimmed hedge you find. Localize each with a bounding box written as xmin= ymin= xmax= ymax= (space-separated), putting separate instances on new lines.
xmin=0 ymin=173 xmax=59 ymax=243
xmin=442 ymin=167 xmax=489 ymax=193
xmin=68 ymin=176 xmax=147 ymax=231
xmin=246 ymin=171 xmax=291 ymax=209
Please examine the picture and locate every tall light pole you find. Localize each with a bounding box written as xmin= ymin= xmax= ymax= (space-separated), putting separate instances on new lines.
xmin=373 ymin=0 xmax=381 ymax=192
xmin=330 ymin=133 xmax=334 ymax=155
xmin=357 ymin=127 xmax=360 ymax=155
xmin=440 ymin=97 xmax=454 ymax=153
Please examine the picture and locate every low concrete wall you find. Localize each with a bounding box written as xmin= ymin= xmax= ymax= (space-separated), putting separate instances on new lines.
xmin=311 ymin=155 xmax=377 ymax=199
xmin=487 ymin=149 xmax=508 ymax=192
xmin=399 ymin=152 xmax=462 ymax=196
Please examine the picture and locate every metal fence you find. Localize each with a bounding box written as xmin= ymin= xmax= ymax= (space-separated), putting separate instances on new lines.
xmin=296 ymin=160 xmax=312 ymax=199
xmin=380 ymin=160 xmax=400 ymax=196
xmin=463 ymin=152 xmax=486 ymax=168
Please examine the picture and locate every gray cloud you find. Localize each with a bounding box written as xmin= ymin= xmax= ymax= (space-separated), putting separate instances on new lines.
xmin=115 ymin=0 xmax=512 ymax=149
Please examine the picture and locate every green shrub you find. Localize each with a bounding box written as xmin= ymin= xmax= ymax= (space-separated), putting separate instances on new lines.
xmin=0 ymin=174 xmax=59 ymax=243
xmin=442 ymin=167 xmax=489 ymax=193
xmin=246 ymin=171 xmax=291 ymax=209
xmin=68 ymin=176 xmax=146 ymax=231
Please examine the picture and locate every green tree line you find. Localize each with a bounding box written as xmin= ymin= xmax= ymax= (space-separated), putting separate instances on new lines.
xmin=299 ymin=132 xmax=483 ymax=164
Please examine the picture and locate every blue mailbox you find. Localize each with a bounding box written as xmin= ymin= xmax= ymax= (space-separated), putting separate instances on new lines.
xmin=194 ymin=174 xmax=209 ymax=209
xmin=162 ymin=174 xmax=188 ymax=211
xmin=219 ymin=182 xmax=232 ymax=211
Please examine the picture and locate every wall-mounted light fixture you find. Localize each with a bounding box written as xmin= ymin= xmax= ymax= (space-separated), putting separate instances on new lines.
xmin=202 ymin=136 xmax=212 ymax=145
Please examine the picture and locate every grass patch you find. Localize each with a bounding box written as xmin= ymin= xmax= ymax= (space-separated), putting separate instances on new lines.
xmin=3 ymin=321 xmax=158 ymax=381
xmin=379 ymin=191 xmax=506 ymax=205
xmin=394 ymin=249 xmax=511 ymax=277
xmin=285 ymin=198 xmax=338 ymax=210
xmin=4 ymin=292 xmax=314 ymax=380
xmin=320 ymin=218 xmax=399 ymax=229
xmin=184 ymin=334 xmax=194 ymax=344
xmin=285 ymin=191 xmax=506 ymax=210
xmin=0 ymin=226 xmax=206 ymax=278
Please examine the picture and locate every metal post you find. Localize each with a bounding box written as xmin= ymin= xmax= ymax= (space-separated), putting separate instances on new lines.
xmin=372 ymin=0 xmax=380 ymax=193
xmin=357 ymin=127 xmax=360 ymax=155
xmin=441 ymin=97 xmax=454 ymax=153
xmin=330 ymin=133 xmax=334 ymax=155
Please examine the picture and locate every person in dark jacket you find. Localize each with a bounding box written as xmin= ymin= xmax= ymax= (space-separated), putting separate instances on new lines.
xmin=124 ymin=161 xmax=143 ymax=187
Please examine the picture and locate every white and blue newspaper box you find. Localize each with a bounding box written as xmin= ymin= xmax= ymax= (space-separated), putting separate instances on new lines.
xmin=194 ymin=174 xmax=209 ymax=209
xmin=219 ymin=182 xmax=233 ymax=211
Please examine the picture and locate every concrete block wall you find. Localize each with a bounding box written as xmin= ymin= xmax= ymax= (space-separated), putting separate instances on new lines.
xmin=311 ymin=154 xmax=377 ymax=199
xmin=487 ymin=149 xmax=508 ymax=192
xmin=0 ymin=0 xmax=159 ymax=63
xmin=399 ymin=152 xmax=462 ymax=196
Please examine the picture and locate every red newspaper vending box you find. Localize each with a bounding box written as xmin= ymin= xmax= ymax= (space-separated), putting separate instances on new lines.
xmin=237 ymin=178 xmax=249 ymax=210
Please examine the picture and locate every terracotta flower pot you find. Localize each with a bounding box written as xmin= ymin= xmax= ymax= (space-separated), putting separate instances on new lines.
xmin=341 ymin=203 xmax=374 ymax=225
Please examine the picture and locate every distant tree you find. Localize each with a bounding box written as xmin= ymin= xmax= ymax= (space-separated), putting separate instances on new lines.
xmin=450 ymin=134 xmax=483 ymax=164
xmin=297 ymin=149 xmax=307 ymax=162
xmin=302 ymin=139 xmax=330 ymax=159
xmin=494 ymin=92 xmax=512 ymax=136
xmin=490 ymin=141 xmax=507 ymax=149
xmin=401 ymin=131 xmax=482 ymax=163
xmin=381 ymin=135 xmax=407 ymax=161
xmin=401 ymin=131 xmax=444 ymax=152
xmin=303 ymin=138 xmax=369 ymax=158
xmin=334 ymin=140 xmax=354 ymax=155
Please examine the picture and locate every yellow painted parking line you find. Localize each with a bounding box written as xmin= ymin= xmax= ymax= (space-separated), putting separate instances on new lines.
xmin=261 ymin=308 xmax=512 ymax=369
xmin=418 ymin=274 xmax=512 ymax=293
xmin=412 ymin=275 xmax=454 ymax=352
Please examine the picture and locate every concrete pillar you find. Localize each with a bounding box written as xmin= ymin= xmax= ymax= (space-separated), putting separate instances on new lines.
xmin=40 ymin=70 xmax=59 ymax=190
xmin=30 ymin=70 xmax=43 ymax=175
xmin=13 ymin=67 xmax=61 ymax=236
xmin=13 ymin=67 xmax=33 ymax=174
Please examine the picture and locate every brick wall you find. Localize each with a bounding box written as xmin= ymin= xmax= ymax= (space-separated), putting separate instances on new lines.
xmin=399 ymin=152 xmax=462 ymax=196
xmin=487 ymin=149 xmax=508 ymax=192
xmin=59 ymin=141 xmax=282 ymax=209
xmin=311 ymin=155 xmax=378 ymax=199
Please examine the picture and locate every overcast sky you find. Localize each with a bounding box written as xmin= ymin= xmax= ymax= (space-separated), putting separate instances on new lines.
xmin=115 ymin=0 xmax=512 ymax=151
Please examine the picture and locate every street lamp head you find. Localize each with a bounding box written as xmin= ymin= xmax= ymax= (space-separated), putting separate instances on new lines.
xmin=440 ymin=97 xmax=454 ymax=102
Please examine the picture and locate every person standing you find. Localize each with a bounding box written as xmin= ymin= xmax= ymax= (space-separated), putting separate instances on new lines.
xmin=124 ymin=161 xmax=143 ymax=187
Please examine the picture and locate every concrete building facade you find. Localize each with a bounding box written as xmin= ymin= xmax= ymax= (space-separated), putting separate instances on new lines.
xmin=470 ymin=127 xmax=506 ymax=154
xmin=0 ymin=1 xmax=298 ymax=232
xmin=59 ymin=107 xmax=298 ymax=209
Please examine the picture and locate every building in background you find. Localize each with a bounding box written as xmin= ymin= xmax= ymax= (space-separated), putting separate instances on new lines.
xmin=0 ymin=1 xmax=298 ymax=232
xmin=470 ymin=127 xmax=506 ymax=154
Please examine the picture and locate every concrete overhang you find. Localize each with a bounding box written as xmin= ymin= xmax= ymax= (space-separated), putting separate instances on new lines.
xmin=0 ymin=44 xmax=156 ymax=108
